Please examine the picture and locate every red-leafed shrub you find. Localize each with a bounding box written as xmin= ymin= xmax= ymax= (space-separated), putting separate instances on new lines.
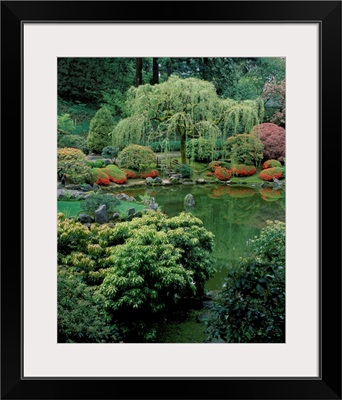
xmin=123 ymin=169 xmax=138 ymax=179
xmin=259 ymin=167 xmax=284 ymax=181
xmin=262 ymin=159 xmax=282 ymax=169
xmin=251 ymin=123 xmax=285 ymax=162
xmin=96 ymin=177 xmax=110 ymax=186
xmin=102 ymin=165 xmax=127 ymax=184
xmin=140 ymin=170 xmax=159 ymax=179
xmin=206 ymin=171 xmax=213 ymax=177
xmin=90 ymin=168 xmax=110 ymax=185
xmin=232 ymin=164 xmax=256 ymax=177
xmin=214 ymin=167 xmax=232 ymax=181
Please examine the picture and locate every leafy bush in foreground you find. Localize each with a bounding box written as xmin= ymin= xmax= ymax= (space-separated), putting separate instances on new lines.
xmin=57 ymin=147 xmax=92 ymax=184
xmin=57 ymin=211 xmax=215 ymax=342
xmin=206 ymin=220 xmax=285 ymax=343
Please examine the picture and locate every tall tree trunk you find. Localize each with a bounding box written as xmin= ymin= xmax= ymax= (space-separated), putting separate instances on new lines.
xmin=166 ymin=58 xmax=172 ymax=77
xmin=152 ymin=58 xmax=159 ymax=85
xmin=203 ymin=57 xmax=209 ymax=80
xmin=180 ymin=132 xmax=187 ymax=165
xmin=135 ymin=58 xmax=142 ymax=87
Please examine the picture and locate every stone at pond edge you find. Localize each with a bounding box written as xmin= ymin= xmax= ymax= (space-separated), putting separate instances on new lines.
xmin=111 ymin=212 xmax=120 ymax=220
xmin=94 ymin=204 xmax=108 ymax=224
xmin=196 ymin=178 xmax=207 ymax=184
xmin=128 ymin=208 xmax=135 ymax=216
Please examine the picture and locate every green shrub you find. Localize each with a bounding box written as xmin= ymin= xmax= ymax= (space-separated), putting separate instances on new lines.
xmin=262 ymin=159 xmax=282 ymax=169
xmin=175 ymin=164 xmax=193 ymax=178
xmin=57 ymin=147 xmax=92 ymax=184
xmin=81 ymin=192 xmax=121 ymax=215
xmin=226 ymin=133 xmax=264 ymax=166
xmin=102 ymin=145 xmax=119 ymax=159
xmin=57 ymin=211 xmax=215 ymax=342
xmin=206 ymin=220 xmax=285 ymax=343
xmin=87 ymin=106 xmax=115 ymax=153
xmin=186 ymin=138 xmax=216 ymax=162
xmin=57 ymin=113 xmax=75 ymax=134
xmin=117 ymin=144 xmax=156 ymax=171
xmin=259 ymin=167 xmax=284 ymax=181
xmin=102 ymin=165 xmax=127 ymax=184
xmin=58 ymin=271 xmax=120 ymax=343
xmin=87 ymin=159 xmax=105 ymax=168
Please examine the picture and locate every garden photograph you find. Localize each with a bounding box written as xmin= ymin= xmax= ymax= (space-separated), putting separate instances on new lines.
xmin=57 ymin=57 xmax=286 ymax=344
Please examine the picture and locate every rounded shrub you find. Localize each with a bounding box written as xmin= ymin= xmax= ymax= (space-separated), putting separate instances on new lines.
xmin=82 ymin=192 xmax=121 ymax=214
xmin=259 ymin=167 xmax=284 ymax=181
xmin=87 ymin=159 xmax=105 ymax=168
xmin=102 ymin=165 xmax=127 ymax=184
xmin=226 ymin=133 xmax=264 ymax=166
xmin=213 ymin=166 xmax=231 ymax=181
xmin=90 ymin=168 xmax=110 ymax=186
xmin=117 ymin=144 xmax=156 ymax=171
xmin=262 ymin=159 xmax=282 ymax=169
xmin=57 ymin=147 xmax=92 ymax=184
xmin=232 ymin=164 xmax=257 ymax=177
xmin=175 ymin=164 xmax=193 ymax=178
xmin=102 ymin=145 xmax=119 ymax=159
xmin=251 ymin=123 xmax=285 ymax=162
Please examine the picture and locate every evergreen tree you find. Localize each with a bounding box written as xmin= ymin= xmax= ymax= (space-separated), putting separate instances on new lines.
xmin=87 ymin=106 xmax=115 ymax=154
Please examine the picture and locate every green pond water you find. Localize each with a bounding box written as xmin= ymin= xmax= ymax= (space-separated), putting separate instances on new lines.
xmin=115 ymin=184 xmax=285 ymax=291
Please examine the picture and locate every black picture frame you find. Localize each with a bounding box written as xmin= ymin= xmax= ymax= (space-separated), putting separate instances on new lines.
xmin=1 ymin=1 xmax=341 ymax=399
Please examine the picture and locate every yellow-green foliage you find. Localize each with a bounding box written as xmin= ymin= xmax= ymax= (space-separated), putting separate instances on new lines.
xmin=226 ymin=133 xmax=264 ymax=166
xmin=57 ymin=147 xmax=92 ymax=184
xmin=57 ymin=210 xmax=215 ymax=341
xmin=117 ymin=144 xmax=156 ymax=171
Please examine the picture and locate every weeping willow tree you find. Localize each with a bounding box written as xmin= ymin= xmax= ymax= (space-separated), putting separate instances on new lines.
xmin=112 ymin=75 xmax=264 ymax=164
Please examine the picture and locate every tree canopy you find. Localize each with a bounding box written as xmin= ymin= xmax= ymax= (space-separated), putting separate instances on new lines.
xmin=112 ymin=75 xmax=264 ymax=164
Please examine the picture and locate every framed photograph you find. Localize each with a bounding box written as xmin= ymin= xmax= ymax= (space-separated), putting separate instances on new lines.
xmin=1 ymin=1 xmax=341 ymax=399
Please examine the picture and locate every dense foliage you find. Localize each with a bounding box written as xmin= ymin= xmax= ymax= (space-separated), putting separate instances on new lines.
xmin=259 ymin=167 xmax=284 ymax=181
xmin=57 ymin=211 xmax=215 ymax=342
xmin=262 ymin=159 xmax=282 ymax=169
xmin=232 ymin=164 xmax=257 ymax=177
xmin=186 ymin=138 xmax=216 ymax=162
xmin=226 ymin=133 xmax=264 ymax=166
xmin=206 ymin=220 xmax=285 ymax=343
xmin=87 ymin=106 xmax=115 ymax=153
xmin=111 ymin=75 xmax=264 ymax=164
xmin=102 ymin=165 xmax=127 ymax=184
xmin=117 ymin=144 xmax=156 ymax=171
xmin=81 ymin=193 xmax=121 ymax=214
xmin=251 ymin=123 xmax=285 ymax=162
xmin=57 ymin=148 xmax=92 ymax=184
xmin=213 ymin=166 xmax=232 ymax=181
xmin=58 ymin=134 xmax=88 ymax=154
